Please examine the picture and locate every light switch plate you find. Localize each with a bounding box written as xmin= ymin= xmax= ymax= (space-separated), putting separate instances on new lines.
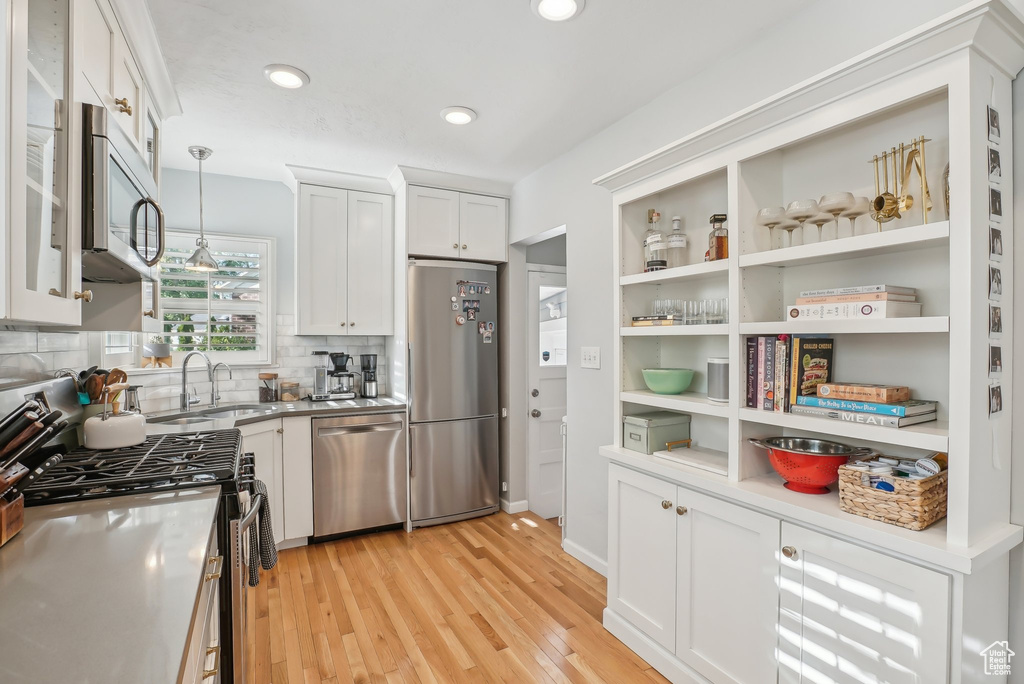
xmin=581 ymin=346 xmax=601 ymax=369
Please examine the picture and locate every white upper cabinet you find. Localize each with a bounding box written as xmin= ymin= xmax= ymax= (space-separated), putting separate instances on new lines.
xmin=347 ymin=191 xmax=394 ymax=334
xmin=408 ymin=185 xmax=460 ymax=258
xmin=607 ymin=463 xmax=678 ymax=651
xmin=77 ymin=0 xmax=116 ymax=107
xmin=778 ymin=523 xmax=950 ymax=684
xmin=407 ymin=185 xmax=507 ymax=262
xmin=459 ymin=193 xmax=507 ymax=262
xmin=111 ymin=30 xmax=143 ymax=145
xmin=296 ymin=184 xmax=394 ymax=336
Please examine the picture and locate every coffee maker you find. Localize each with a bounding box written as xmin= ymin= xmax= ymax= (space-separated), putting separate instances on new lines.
xmin=311 ymin=351 xmax=331 ymax=401
xmin=310 ymin=351 xmax=357 ymax=401
xmin=360 ymin=354 xmax=378 ymax=398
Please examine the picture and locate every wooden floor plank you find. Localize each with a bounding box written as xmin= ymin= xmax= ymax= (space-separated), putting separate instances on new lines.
xmin=253 ymin=513 xmax=658 ymax=684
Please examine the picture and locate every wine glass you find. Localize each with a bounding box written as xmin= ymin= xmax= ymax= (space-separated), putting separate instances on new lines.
xmin=785 ymin=199 xmax=819 ymax=245
xmin=840 ymin=196 xmax=872 ymax=236
xmin=818 ymin=192 xmax=855 ymax=240
xmin=756 ymin=207 xmax=786 ymax=250
xmin=808 ymin=212 xmax=832 ymax=242
xmin=778 ymin=219 xmax=801 ymax=248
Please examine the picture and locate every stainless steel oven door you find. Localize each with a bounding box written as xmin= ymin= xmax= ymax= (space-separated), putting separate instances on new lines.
xmin=82 ymin=104 xmax=165 ymax=282
xmin=230 ymin=492 xmax=262 ymax=684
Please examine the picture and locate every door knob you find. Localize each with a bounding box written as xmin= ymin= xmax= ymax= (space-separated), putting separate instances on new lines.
xmin=782 ymin=546 xmax=798 ymax=560
xmin=531 ymin=409 xmax=541 ymax=418
xmin=531 ymin=389 xmax=539 ymax=397
xmin=74 ymin=290 xmax=94 ymax=302
xmin=661 ymin=500 xmax=672 ymax=509
xmin=676 ymin=506 xmax=687 ymax=516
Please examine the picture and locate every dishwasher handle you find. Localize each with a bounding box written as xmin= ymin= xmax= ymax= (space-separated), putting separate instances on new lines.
xmin=316 ymin=421 xmax=404 ymax=438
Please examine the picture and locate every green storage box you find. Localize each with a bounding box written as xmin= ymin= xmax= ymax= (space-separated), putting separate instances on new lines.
xmin=622 ymin=411 xmax=692 ymax=455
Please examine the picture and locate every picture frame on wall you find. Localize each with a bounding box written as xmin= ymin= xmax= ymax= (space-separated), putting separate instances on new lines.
xmin=989 ymin=147 xmax=1002 ymax=183
xmin=990 ymin=266 xmax=1003 ymax=300
xmin=988 ymin=105 xmax=1001 ymax=143
xmin=990 ymin=187 xmax=1003 ymax=222
xmin=990 ymin=304 xmax=1003 ymax=336
xmin=990 ymin=226 xmax=1003 ymax=261
xmin=990 ymin=345 xmax=1003 ymax=376
xmin=990 ymin=384 xmax=1003 ymax=416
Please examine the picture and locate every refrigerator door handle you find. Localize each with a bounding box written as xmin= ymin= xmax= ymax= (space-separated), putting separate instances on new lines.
xmin=407 ymin=342 xmax=413 ymax=415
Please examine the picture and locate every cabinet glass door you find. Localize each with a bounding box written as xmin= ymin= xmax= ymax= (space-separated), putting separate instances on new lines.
xmin=24 ymin=0 xmax=70 ymax=300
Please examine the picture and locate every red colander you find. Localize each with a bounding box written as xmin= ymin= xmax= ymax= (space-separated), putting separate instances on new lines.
xmin=748 ymin=437 xmax=873 ymax=494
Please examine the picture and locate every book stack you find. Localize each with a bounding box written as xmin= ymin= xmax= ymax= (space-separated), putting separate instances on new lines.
xmin=631 ymin=315 xmax=683 ymax=327
xmin=745 ymin=336 xmax=834 ymax=413
xmin=793 ymin=383 xmax=938 ymax=428
xmin=786 ymin=285 xmax=922 ymax=321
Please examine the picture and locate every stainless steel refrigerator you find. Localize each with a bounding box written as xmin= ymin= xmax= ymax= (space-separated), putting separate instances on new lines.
xmin=408 ymin=259 xmax=499 ymax=526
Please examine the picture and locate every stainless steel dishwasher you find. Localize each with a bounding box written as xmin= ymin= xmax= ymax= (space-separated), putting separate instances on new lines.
xmin=312 ymin=410 xmax=407 ymax=539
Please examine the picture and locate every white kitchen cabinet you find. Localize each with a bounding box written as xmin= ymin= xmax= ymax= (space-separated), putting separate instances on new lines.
xmin=240 ymin=420 xmax=285 ymax=546
xmin=111 ymin=30 xmax=143 ymax=145
xmin=607 ymin=463 xmax=678 ymax=651
xmin=778 ymin=523 xmax=950 ymax=684
xmin=296 ymin=184 xmax=394 ymax=336
xmin=281 ymin=416 xmax=313 ymax=541
xmin=77 ymin=0 xmax=116 ymax=108
xmin=675 ymin=488 xmax=779 ymax=683
xmin=459 ymin=193 xmax=507 ymax=262
xmin=407 ymin=186 xmax=507 ymax=262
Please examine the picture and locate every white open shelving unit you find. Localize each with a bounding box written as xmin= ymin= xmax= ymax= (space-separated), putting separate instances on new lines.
xmin=598 ymin=0 xmax=1022 ymax=560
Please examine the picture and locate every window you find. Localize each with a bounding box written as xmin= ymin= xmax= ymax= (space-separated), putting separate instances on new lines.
xmin=155 ymin=231 xmax=273 ymax=365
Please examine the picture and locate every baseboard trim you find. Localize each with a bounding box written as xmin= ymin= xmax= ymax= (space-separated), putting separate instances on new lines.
xmin=603 ymin=609 xmax=709 ymax=684
xmin=500 ymin=498 xmax=530 ymax=514
xmin=562 ymin=537 xmax=608 ymax=577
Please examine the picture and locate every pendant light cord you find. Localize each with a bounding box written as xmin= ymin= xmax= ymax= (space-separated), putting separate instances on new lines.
xmin=198 ymin=156 xmax=206 ymax=246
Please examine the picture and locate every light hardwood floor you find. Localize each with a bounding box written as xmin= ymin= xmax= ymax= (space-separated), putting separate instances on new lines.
xmin=247 ymin=510 xmax=669 ymax=683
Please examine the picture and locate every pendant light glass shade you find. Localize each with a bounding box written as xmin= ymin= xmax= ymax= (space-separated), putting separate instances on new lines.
xmin=185 ymin=145 xmax=219 ymax=272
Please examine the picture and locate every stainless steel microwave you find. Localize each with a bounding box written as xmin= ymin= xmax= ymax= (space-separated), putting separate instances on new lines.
xmin=82 ymin=103 xmax=165 ymax=282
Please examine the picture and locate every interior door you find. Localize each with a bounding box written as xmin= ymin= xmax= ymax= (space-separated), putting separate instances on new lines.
xmin=296 ymin=184 xmax=347 ymax=335
xmin=408 ymin=186 xmax=460 ymax=258
xmin=778 ymin=523 xmax=950 ymax=684
xmin=676 ymin=487 xmax=780 ymax=683
xmin=346 ymin=191 xmax=394 ymax=334
xmin=607 ymin=464 xmax=678 ymax=651
xmin=459 ymin=193 xmax=507 ymax=262
xmin=527 ymin=271 xmax=567 ymax=519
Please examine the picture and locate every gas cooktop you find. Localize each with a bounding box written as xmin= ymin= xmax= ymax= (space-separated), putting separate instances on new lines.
xmin=22 ymin=429 xmax=243 ymax=505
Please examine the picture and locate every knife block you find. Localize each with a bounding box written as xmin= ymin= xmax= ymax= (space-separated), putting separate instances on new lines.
xmin=0 ymin=495 xmax=24 ymax=547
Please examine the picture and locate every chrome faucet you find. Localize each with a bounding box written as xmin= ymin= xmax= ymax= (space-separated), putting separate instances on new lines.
xmin=211 ymin=362 xmax=233 ymax=408
xmin=180 ymin=350 xmax=213 ymax=412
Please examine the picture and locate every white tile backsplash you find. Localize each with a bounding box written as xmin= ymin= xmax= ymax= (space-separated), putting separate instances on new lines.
xmin=0 ymin=321 xmax=389 ymax=413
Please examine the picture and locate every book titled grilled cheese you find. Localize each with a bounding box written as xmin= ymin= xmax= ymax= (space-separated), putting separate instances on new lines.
xmin=788 ymin=337 xmax=834 ymax=407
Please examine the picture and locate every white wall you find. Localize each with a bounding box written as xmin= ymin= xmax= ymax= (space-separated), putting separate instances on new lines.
xmin=159 ymin=168 xmax=297 ymax=313
xmin=510 ymin=0 xmax=973 ymax=568
xmin=1011 ymin=60 xmax=1024 ymax=684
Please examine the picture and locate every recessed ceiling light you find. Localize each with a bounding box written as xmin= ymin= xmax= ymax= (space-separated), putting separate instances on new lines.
xmin=531 ymin=0 xmax=585 ymax=21
xmin=263 ymin=64 xmax=309 ymax=89
xmin=441 ymin=106 xmax=477 ymax=125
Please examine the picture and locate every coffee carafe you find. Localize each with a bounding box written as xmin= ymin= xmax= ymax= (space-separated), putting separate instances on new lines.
xmin=311 ymin=351 xmax=331 ymax=401
xmin=360 ymin=354 xmax=378 ymax=398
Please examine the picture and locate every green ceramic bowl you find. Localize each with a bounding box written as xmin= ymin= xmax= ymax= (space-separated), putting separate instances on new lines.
xmin=641 ymin=368 xmax=695 ymax=395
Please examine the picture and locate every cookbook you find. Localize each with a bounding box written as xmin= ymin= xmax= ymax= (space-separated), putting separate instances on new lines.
xmin=788 ymin=337 xmax=834 ymax=405
xmin=798 ymin=285 xmax=916 ymax=297
xmin=789 ymin=404 xmax=937 ymax=428
xmin=795 ymin=396 xmax=937 ymax=417
xmin=787 ymin=301 xmax=923 ymax=320
xmin=817 ymin=383 xmax=911 ymax=402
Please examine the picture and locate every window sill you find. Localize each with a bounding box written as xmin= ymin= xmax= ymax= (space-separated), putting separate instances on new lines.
xmin=122 ymin=362 xmax=279 ymax=377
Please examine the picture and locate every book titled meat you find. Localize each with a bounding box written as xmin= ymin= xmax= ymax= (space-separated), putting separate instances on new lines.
xmin=816 ymin=383 xmax=911 ymax=402
xmin=789 ymin=405 xmax=937 ymax=428
xmin=795 ymin=292 xmax=917 ymax=305
xmin=788 ymin=337 xmax=834 ymax=405
xmin=786 ymin=301 xmax=923 ymax=320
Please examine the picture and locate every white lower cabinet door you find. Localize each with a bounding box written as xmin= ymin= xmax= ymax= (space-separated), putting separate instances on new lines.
xmin=281 ymin=416 xmax=313 ymax=540
xmin=777 ymin=523 xmax=950 ymax=684
xmin=608 ymin=464 xmax=678 ymax=651
xmin=240 ymin=420 xmax=285 ymax=546
xmin=675 ymin=488 xmax=780 ymax=683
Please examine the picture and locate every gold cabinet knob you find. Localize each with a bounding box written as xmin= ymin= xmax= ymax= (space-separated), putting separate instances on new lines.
xmin=350 ymin=322 xmax=355 ymax=327
xmin=462 ymin=244 xmax=468 ymax=249
xmin=340 ymin=322 xmax=346 ymax=326
xmin=143 ymin=309 xmax=156 ymax=318
xmin=782 ymin=546 xmax=798 ymax=560
xmin=453 ymin=243 xmax=459 ymax=249
xmin=676 ymin=506 xmax=688 ymax=516
xmin=74 ymin=290 xmax=93 ymax=302
xmin=661 ymin=500 xmax=672 ymax=510
xmin=114 ymin=97 xmax=132 ymax=115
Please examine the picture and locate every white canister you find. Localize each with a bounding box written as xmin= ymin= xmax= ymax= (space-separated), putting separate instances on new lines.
xmin=707 ymin=357 xmax=729 ymax=404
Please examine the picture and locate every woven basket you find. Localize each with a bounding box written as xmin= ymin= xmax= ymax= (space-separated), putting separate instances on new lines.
xmin=837 ymin=459 xmax=948 ymax=531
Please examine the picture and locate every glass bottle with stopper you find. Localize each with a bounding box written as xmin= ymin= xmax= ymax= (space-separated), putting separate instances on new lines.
xmin=707 ymin=213 xmax=728 ymax=261
xmin=665 ymin=216 xmax=688 ymax=268
xmin=643 ymin=209 xmax=666 ymax=272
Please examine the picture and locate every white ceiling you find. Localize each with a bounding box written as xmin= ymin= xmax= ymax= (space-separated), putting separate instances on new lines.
xmin=147 ymin=0 xmax=811 ymax=185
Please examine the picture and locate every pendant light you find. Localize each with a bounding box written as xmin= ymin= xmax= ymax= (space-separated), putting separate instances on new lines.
xmin=184 ymin=145 xmax=219 ymax=272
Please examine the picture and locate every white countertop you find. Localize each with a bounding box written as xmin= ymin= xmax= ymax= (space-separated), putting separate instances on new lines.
xmin=0 ymin=487 xmax=221 ymax=684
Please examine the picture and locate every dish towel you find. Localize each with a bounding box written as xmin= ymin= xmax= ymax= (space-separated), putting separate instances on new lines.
xmin=247 ymin=479 xmax=278 ymax=587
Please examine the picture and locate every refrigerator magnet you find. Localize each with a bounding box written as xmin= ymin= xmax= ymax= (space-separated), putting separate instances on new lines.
xmin=484 ymin=286 xmax=491 ymax=295
xmin=451 ymin=296 xmax=457 ymax=302
xmin=467 ymin=308 xmax=476 ymax=321
xmin=486 ymin=321 xmax=495 ymax=332
xmin=455 ymin=314 xmax=466 ymax=326
xmin=469 ymin=285 xmax=477 ymax=295
xmin=451 ymin=302 xmax=458 ymax=311
xmin=478 ymin=322 xmax=486 ymax=335
xmin=458 ymin=285 xmax=467 ymax=297
xmin=483 ymin=332 xmax=493 ymax=344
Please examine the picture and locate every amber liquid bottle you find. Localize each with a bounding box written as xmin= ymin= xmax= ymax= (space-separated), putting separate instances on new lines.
xmin=708 ymin=213 xmax=728 ymax=261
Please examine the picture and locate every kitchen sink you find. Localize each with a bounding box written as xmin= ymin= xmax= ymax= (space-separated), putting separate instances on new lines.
xmin=150 ymin=416 xmax=218 ymax=426
xmin=199 ymin=405 xmax=274 ymax=419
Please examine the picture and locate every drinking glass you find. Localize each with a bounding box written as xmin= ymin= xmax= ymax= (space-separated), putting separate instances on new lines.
xmin=756 ymin=207 xmax=786 ymax=250
xmin=818 ymin=192 xmax=855 ymax=240
xmin=841 ymin=196 xmax=872 ymax=236
xmin=785 ymin=199 xmax=819 ymax=245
